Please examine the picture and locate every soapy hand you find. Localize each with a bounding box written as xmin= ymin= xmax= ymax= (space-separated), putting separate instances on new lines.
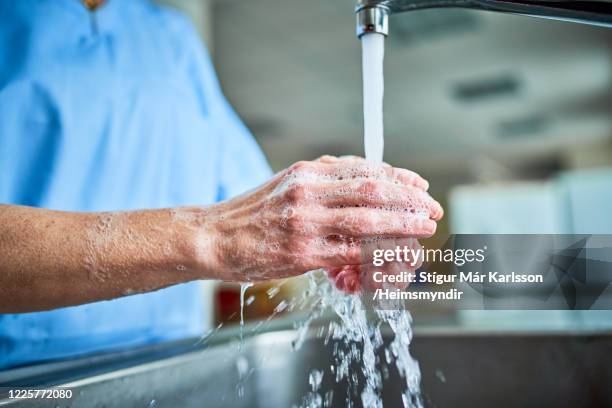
xmin=326 ymin=237 xmax=424 ymax=294
xmin=190 ymin=155 xmax=442 ymax=283
xmin=317 ymin=156 xmax=440 ymax=293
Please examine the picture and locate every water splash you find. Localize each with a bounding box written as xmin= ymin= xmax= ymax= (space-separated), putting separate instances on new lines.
xmin=226 ymin=276 xmax=422 ymax=406
xmin=298 ymin=369 xmax=324 ymax=408
xmin=267 ymin=285 xmax=281 ymax=299
xmin=377 ymin=309 xmax=423 ymax=407
xmin=236 ymin=355 xmax=250 ymax=399
xmin=295 ymin=272 xmax=423 ymax=407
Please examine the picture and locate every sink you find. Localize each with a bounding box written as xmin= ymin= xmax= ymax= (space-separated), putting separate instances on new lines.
xmin=1 ymin=327 xmax=611 ymax=407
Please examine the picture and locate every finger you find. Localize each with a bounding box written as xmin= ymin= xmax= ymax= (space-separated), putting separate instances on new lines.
xmin=322 ymin=161 xmax=429 ymax=192
xmin=277 ymin=165 xmax=442 ymax=220
xmin=326 ymin=265 xmax=362 ymax=293
xmin=315 ymin=155 xmax=342 ymax=164
xmin=328 ymin=261 xmax=416 ymax=294
xmin=313 ymin=156 xmax=428 ymax=191
xmin=326 ymin=238 xmax=424 ymax=293
xmin=315 ymin=208 xmax=438 ymax=238
xmin=316 ymin=155 xmax=365 ymax=164
xmin=310 ymin=179 xmax=442 ymax=218
xmin=325 ymin=266 xmax=345 ymax=279
xmin=387 ymin=167 xmax=429 ymax=191
xmin=288 ymin=159 xmax=429 ymax=193
xmin=316 ymin=236 xmax=421 ymax=271
xmin=289 ymin=160 xmax=388 ymax=182
xmin=430 ymin=197 xmax=444 ymax=221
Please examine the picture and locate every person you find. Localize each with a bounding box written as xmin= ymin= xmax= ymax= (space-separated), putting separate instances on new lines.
xmin=0 ymin=0 xmax=442 ymax=369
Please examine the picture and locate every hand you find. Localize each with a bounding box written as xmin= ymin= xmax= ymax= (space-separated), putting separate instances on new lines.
xmin=326 ymin=237 xmax=424 ymax=294
xmin=186 ymin=156 xmax=443 ymax=282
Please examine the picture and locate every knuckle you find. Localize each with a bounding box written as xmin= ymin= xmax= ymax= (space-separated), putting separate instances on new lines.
xmin=285 ymin=184 xmax=306 ymax=203
xmin=288 ymin=242 xmax=311 ymax=263
xmin=288 ymin=160 xmax=314 ymax=174
xmin=285 ymin=211 xmax=306 ymax=231
xmin=358 ymin=214 xmax=376 ymax=234
xmin=396 ymin=168 xmax=429 ymax=190
xmin=340 ymin=155 xmax=363 ymax=161
xmin=415 ymin=218 xmax=436 ymax=236
xmin=317 ymin=155 xmax=336 ymax=163
xmin=360 ymin=179 xmax=380 ymax=195
xmin=286 ymin=238 xmax=302 ymax=254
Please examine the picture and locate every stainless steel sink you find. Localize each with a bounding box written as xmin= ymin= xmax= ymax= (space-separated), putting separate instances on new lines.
xmin=1 ymin=327 xmax=611 ymax=407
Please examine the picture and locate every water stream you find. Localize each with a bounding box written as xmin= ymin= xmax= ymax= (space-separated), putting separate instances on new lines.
xmin=297 ymin=32 xmax=422 ymax=408
xmin=234 ymin=31 xmax=422 ymax=407
xmin=239 ymin=282 xmax=254 ymax=352
xmin=362 ymin=32 xmax=385 ymax=164
xmin=361 ymin=30 xmax=423 ymax=408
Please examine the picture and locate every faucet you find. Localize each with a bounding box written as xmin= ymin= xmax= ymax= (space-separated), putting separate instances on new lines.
xmin=356 ymin=0 xmax=612 ymax=37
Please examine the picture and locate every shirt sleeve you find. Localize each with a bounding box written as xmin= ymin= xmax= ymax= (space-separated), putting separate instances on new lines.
xmin=170 ymin=11 xmax=273 ymax=201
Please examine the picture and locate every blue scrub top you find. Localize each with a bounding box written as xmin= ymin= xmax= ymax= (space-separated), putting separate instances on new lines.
xmin=0 ymin=0 xmax=272 ymax=369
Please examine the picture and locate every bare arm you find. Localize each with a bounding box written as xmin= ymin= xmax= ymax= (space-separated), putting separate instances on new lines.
xmin=0 ymin=156 xmax=443 ymax=313
xmin=0 ymin=205 xmax=211 ymax=313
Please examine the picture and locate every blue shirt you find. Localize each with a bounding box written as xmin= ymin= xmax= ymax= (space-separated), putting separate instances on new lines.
xmin=0 ymin=0 xmax=272 ymax=369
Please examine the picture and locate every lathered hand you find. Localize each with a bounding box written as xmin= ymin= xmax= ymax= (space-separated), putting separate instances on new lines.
xmin=194 ymin=156 xmax=442 ymax=282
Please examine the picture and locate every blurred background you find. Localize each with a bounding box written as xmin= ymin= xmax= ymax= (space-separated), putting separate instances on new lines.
xmin=159 ymin=0 xmax=612 ymax=331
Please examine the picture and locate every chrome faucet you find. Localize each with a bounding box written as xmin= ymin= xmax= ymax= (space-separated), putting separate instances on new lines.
xmin=356 ymin=0 xmax=612 ymax=37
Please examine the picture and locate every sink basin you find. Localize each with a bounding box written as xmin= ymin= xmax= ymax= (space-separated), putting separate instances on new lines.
xmin=1 ymin=327 xmax=611 ymax=407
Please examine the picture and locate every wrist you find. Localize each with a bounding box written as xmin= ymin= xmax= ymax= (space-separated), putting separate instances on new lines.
xmin=175 ymin=207 xmax=225 ymax=280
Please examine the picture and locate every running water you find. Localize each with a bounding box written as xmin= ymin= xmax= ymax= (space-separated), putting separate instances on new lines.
xmin=297 ymin=32 xmax=422 ymax=408
xmin=362 ymin=33 xmax=385 ymax=163
xmin=362 ymin=31 xmax=423 ymax=408
xmin=296 ymin=272 xmax=422 ymax=408
xmin=239 ymin=282 xmax=254 ymax=351
xmin=237 ymin=282 xmax=254 ymax=399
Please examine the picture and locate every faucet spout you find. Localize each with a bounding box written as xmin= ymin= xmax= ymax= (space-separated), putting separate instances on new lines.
xmin=355 ymin=0 xmax=612 ymax=38
xmin=356 ymin=5 xmax=389 ymax=37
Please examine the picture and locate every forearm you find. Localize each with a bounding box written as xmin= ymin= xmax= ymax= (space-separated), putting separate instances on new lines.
xmin=0 ymin=205 xmax=216 ymax=313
